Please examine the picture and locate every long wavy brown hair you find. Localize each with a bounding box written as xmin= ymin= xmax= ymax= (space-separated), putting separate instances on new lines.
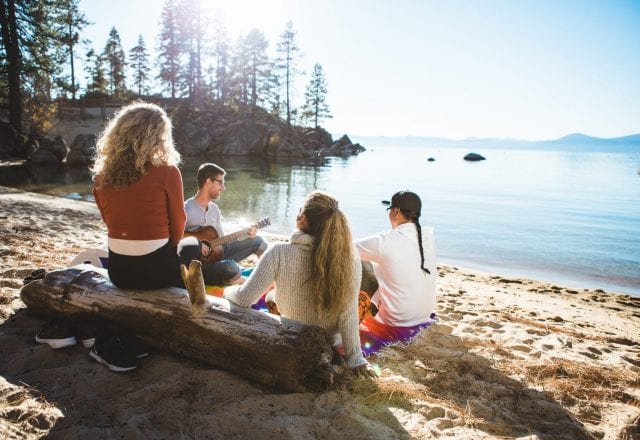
xmin=302 ymin=191 xmax=355 ymax=317
xmin=92 ymin=102 xmax=180 ymax=188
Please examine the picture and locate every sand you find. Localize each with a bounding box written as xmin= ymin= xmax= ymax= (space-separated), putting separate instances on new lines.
xmin=0 ymin=185 xmax=638 ymax=439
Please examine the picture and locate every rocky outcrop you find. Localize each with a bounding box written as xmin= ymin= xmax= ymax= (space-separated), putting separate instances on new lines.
xmin=66 ymin=134 xmax=97 ymax=166
xmin=173 ymin=105 xmax=365 ymax=159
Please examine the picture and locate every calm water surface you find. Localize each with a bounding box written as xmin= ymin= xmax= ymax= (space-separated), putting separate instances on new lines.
xmin=2 ymin=145 xmax=639 ymax=296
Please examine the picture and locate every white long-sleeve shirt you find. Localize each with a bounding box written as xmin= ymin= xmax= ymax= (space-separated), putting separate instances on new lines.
xmin=355 ymin=222 xmax=436 ymax=327
xmin=224 ymin=231 xmax=366 ymax=368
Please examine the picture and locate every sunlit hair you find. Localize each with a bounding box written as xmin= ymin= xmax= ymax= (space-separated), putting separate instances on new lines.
xmin=196 ymin=163 xmax=226 ymax=189
xmin=302 ymin=191 xmax=354 ymax=317
xmin=92 ymin=101 xmax=180 ymax=188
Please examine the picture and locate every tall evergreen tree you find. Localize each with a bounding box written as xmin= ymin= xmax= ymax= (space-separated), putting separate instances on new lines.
xmin=129 ymin=34 xmax=150 ymax=97
xmin=176 ymin=0 xmax=206 ymax=100
xmin=301 ymin=63 xmax=331 ymax=128
xmin=1 ymin=0 xmax=76 ymax=134
xmin=0 ymin=0 xmax=23 ymax=132
xmin=228 ymin=35 xmax=249 ymax=109
xmin=212 ymin=20 xmax=230 ymax=104
xmin=244 ymin=28 xmax=270 ymax=110
xmin=84 ymin=48 xmax=107 ymax=95
xmin=57 ymin=0 xmax=90 ymax=100
xmin=275 ymin=21 xmax=302 ymax=126
xmin=157 ymin=0 xmax=181 ymax=98
xmin=103 ymin=27 xmax=126 ymax=97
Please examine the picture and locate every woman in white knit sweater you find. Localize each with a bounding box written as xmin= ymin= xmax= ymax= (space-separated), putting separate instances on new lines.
xmin=224 ymin=191 xmax=375 ymax=377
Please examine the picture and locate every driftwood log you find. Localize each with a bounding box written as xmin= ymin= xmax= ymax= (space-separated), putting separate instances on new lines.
xmin=20 ymin=264 xmax=335 ymax=392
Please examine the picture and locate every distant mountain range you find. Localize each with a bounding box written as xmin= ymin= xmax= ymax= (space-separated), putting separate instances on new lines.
xmin=350 ymin=133 xmax=640 ymax=152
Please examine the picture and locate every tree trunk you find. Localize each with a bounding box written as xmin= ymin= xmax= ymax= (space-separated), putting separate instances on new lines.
xmin=20 ymin=265 xmax=336 ymax=392
xmin=0 ymin=0 xmax=23 ymax=134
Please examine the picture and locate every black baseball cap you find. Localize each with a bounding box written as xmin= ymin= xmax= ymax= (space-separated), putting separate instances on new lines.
xmin=382 ymin=191 xmax=422 ymax=217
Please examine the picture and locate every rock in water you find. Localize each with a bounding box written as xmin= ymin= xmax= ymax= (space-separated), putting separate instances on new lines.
xmin=464 ymin=152 xmax=486 ymax=161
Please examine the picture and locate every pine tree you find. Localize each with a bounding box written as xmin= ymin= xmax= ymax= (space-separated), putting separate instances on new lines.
xmin=84 ymin=48 xmax=107 ymax=95
xmin=244 ymin=28 xmax=270 ymax=110
xmin=157 ymin=0 xmax=181 ymax=98
xmin=302 ymin=63 xmax=331 ymax=128
xmin=129 ymin=34 xmax=150 ymax=97
xmin=227 ymin=35 xmax=249 ymax=109
xmin=1 ymin=0 xmax=68 ymax=133
xmin=103 ymin=27 xmax=126 ymax=97
xmin=57 ymin=0 xmax=90 ymax=100
xmin=0 ymin=0 xmax=23 ymax=132
xmin=212 ymin=21 xmax=230 ymax=104
xmin=275 ymin=21 xmax=302 ymax=126
xmin=176 ymin=0 xmax=206 ymax=100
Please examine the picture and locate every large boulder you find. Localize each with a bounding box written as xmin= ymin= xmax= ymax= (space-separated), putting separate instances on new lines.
xmin=220 ymin=120 xmax=275 ymax=155
xmin=29 ymin=148 xmax=60 ymax=165
xmin=41 ymin=136 xmax=68 ymax=162
xmin=27 ymin=135 xmax=68 ymax=165
xmin=66 ymin=134 xmax=97 ymax=166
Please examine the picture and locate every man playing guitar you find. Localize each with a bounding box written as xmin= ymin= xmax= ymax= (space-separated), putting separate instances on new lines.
xmin=183 ymin=163 xmax=268 ymax=285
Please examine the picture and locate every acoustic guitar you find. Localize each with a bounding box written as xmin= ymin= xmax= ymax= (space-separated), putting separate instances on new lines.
xmin=198 ymin=217 xmax=271 ymax=264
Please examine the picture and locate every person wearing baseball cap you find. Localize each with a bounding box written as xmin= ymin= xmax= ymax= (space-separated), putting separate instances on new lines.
xmin=355 ymin=190 xmax=436 ymax=351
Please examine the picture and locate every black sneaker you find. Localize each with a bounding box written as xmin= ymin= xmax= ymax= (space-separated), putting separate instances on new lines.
xmin=23 ymin=268 xmax=47 ymax=285
xmin=89 ymin=335 xmax=140 ymax=372
xmin=117 ymin=333 xmax=149 ymax=358
xmin=35 ymin=318 xmax=77 ymax=349
xmin=75 ymin=321 xmax=98 ymax=349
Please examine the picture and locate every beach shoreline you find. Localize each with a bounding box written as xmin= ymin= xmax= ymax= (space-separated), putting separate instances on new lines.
xmin=1 ymin=185 xmax=638 ymax=439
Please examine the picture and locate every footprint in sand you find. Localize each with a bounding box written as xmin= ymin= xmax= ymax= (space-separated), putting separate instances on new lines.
xmin=526 ymin=328 xmax=548 ymax=336
xmin=510 ymin=345 xmax=532 ymax=353
xmin=423 ymin=406 xmax=446 ymax=419
xmin=469 ymin=318 xmax=502 ymax=329
xmin=580 ymin=351 xmax=599 ymax=359
xmin=587 ymin=347 xmax=603 ymax=355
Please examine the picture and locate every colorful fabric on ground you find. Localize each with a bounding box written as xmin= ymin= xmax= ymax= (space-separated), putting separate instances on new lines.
xmin=359 ymin=314 xmax=437 ymax=356
xmin=205 ymin=285 xmax=224 ymax=297
xmin=206 ymin=267 xmax=277 ymax=314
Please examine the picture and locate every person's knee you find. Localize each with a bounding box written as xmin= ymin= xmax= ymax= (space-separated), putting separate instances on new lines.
xmin=218 ymin=260 xmax=240 ymax=280
xmin=255 ymin=237 xmax=268 ymax=257
xmin=360 ymin=261 xmax=378 ymax=295
xmin=202 ymin=260 xmax=240 ymax=285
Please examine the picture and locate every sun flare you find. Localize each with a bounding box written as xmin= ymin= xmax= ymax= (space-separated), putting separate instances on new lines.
xmin=203 ymin=0 xmax=286 ymax=38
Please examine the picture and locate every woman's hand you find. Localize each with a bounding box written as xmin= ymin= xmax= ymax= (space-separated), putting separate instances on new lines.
xmin=352 ymin=362 xmax=378 ymax=379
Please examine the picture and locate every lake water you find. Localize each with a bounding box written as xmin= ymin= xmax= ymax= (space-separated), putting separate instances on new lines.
xmin=2 ymin=145 xmax=639 ymax=296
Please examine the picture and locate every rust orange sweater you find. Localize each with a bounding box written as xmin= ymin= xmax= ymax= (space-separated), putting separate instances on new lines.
xmin=93 ymin=165 xmax=186 ymax=246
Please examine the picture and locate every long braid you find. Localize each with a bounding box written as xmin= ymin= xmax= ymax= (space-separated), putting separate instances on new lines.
xmin=414 ymin=220 xmax=430 ymax=274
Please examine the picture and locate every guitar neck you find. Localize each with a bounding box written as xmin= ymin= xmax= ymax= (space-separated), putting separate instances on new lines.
xmin=209 ymin=227 xmax=253 ymax=248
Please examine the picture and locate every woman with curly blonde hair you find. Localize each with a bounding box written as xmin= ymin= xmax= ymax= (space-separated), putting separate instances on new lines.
xmin=224 ymin=191 xmax=376 ymax=377
xmin=92 ymin=102 xmax=186 ymax=290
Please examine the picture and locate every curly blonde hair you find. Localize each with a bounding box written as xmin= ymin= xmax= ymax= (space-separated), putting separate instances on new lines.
xmin=302 ymin=191 xmax=355 ymax=317
xmin=92 ymin=102 xmax=180 ymax=188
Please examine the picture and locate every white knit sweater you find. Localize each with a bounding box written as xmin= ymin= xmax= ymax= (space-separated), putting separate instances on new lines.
xmin=224 ymin=231 xmax=366 ymax=368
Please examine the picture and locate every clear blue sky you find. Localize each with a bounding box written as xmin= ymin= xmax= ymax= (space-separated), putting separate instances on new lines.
xmin=80 ymin=0 xmax=640 ymax=140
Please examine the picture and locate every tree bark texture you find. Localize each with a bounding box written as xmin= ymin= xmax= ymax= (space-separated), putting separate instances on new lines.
xmin=20 ymin=265 xmax=335 ymax=392
xmin=0 ymin=0 xmax=23 ymax=134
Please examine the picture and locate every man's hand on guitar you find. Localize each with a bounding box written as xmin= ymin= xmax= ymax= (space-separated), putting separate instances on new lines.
xmin=201 ymin=241 xmax=224 ymax=264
